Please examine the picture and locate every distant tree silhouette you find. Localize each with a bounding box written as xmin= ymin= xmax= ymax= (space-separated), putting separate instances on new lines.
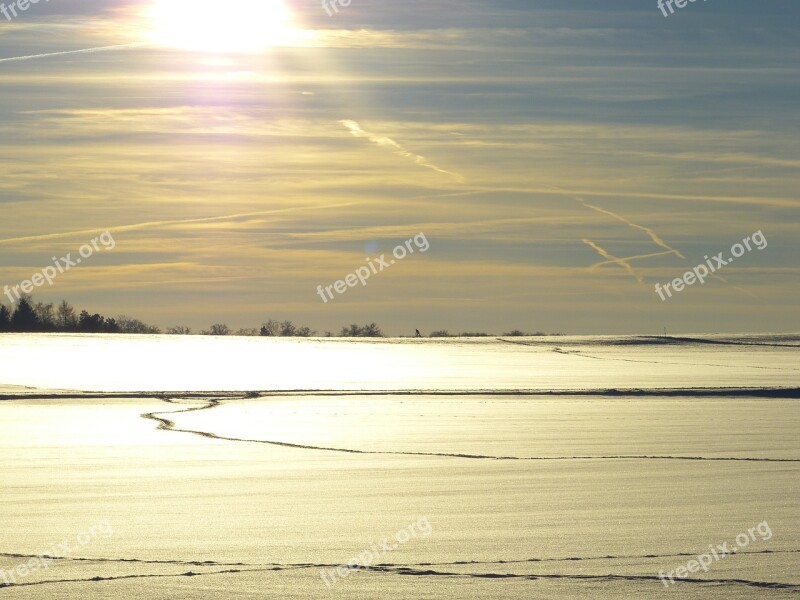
xmin=0 ymin=305 xmax=11 ymax=332
xmin=34 ymin=302 xmax=56 ymax=330
xmin=341 ymin=324 xmax=362 ymax=337
xmin=204 ymin=324 xmax=230 ymax=336
xmin=235 ymin=328 xmax=259 ymax=336
xmin=430 ymin=330 xmax=451 ymax=337
xmin=78 ymin=310 xmax=120 ymax=333
xmin=11 ymin=298 xmax=40 ymax=331
xmin=260 ymin=320 xmax=280 ymax=336
xmin=280 ymin=321 xmax=296 ymax=337
xmin=340 ymin=323 xmax=383 ymax=337
xmin=166 ymin=326 xmax=192 ymax=335
xmin=77 ymin=311 xmax=96 ymax=332
xmin=258 ymin=319 xmax=315 ymax=337
xmin=116 ymin=315 xmax=161 ymax=334
xmin=362 ymin=323 xmax=382 ymax=337
xmin=57 ymin=300 xmax=78 ymax=331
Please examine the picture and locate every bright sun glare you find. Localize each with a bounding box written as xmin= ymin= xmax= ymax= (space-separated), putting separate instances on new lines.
xmin=146 ymin=0 xmax=296 ymax=53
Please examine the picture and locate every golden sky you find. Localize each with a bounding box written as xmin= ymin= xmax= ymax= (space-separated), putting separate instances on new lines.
xmin=0 ymin=0 xmax=797 ymax=334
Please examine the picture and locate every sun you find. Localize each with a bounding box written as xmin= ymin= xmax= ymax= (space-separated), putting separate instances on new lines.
xmin=146 ymin=0 xmax=297 ymax=53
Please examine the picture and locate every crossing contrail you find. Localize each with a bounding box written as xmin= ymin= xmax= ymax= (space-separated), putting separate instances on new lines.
xmin=0 ymin=42 xmax=148 ymax=64
xmin=576 ymin=197 xmax=685 ymax=259
xmin=591 ymin=250 xmax=675 ymax=268
xmin=582 ymin=239 xmax=644 ymax=283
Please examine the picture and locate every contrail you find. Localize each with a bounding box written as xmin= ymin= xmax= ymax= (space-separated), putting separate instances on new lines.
xmin=0 ymin=202 xmax=360 ymax=246
xmin=582 ymin=239 xmax=643 ymax=283
xmin=544 ymin=183 xmax=686 ymax=269
xmin=591 ymin=250 xmax=675 ymax=269
xmin=576 ymin=197 xmax=685 ymax=259
xmin=0 ymin=42 xmax=148 ymax=64
xmin=514 ymin=184 xmax=759 ymax=302
xmin=340 ymin=119 xmax=465 ymax=183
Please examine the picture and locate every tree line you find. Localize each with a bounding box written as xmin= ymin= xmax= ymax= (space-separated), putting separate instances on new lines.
xmin=1 ymin=296 xmax=555 ymax=338
xmin=429 ymin=329 xmax=555 ymax=337
xmin=0 ymin=297 xmax=160 ymax=334
xmin=0 ymin=296 xmax=385 ymax=337
xmin=197 ymin=321 xmax=383 ymax=338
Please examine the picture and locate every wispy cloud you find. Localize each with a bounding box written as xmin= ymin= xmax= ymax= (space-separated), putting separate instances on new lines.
xmin=0 ymin=0 xmax=794 ymax=333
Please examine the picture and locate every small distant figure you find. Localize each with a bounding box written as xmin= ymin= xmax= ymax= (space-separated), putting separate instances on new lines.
xmin=415 ymin=329 xmax=422 ymax=338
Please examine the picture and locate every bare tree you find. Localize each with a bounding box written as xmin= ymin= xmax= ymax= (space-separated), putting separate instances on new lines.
xmin=204 ymin=324 xmax=230 ymax=336
xmin=34 ymin=302 xmax=56 ymax=330
xmin=57 ymin=300 xmax=77 ymax=330
xmin=340 ymin=324 xmax=362 ymax=337
xmin=260 ymin=320 xmax=280 ymax=336
xmin=340 ymin=323 xmax=383 ymax=337
xmin=362 ymin=323 xmax=383 ymax=337
xmin=167 ymin=326 xmax=192 ymax=335
xmin=117 ymin=315 xmax=161 ymax=334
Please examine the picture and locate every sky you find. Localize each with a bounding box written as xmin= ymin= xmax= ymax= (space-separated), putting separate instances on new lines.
xmin=0 ymin=0 xmax=797 ymax=335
